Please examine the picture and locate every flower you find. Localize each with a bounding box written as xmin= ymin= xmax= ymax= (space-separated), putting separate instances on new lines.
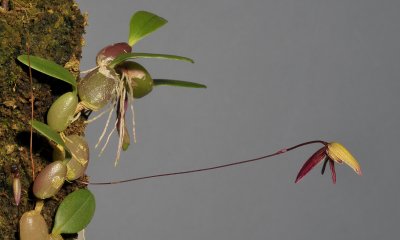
xmin=295 ymin=142 xmax=362 ymax=184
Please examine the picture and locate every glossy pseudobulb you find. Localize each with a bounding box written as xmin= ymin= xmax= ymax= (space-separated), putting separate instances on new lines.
xmin=33 ymin=161 xmax=67 ymax=199
xmin=115 ymin=61 xmax=153 ymax=98
xmin=78 ymin=67 xmax=118 ymax=111
xmin=53 ymin=135 xmax=90 ymax=181
xmin=47 ymin=92 xmax=78 ymax=132
xmin=20 ymin=210 xmax=50 ymax=240
xmin=96 ymin=42 xmax=132 ymax=66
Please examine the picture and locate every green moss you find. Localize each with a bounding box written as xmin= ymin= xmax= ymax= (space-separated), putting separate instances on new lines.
xmin=0 ymin=1 xmax=86 ymax=239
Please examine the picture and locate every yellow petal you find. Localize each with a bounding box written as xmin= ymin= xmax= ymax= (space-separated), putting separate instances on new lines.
xmin=326 ymin=142 xmax=362 ymax=175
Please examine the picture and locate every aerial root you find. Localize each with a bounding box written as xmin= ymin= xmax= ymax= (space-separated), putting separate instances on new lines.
xmin=125 ymin=73 xmax=137 ymax=143
xmin=95 ymin=104 xmax=115 ymax=149
xmin=115 ymin=87 xmax=127 ymax=165
xmin=130 ymin=104 xmax=137 ymax=143
xmin=70 ymin=111 xmax=81 ymax=123
xmin=84 ymin=105 xmax=113 ymax=124
xmin=91 ymin=71 xmax=140 ymax=164
xmin=98 ymin=121 xmax=117 ymax=157
xmin=80 ymin=65 xmax=99 ymax=74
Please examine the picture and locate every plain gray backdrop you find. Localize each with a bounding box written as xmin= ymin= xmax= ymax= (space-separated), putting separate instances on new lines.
xmin=76 ymin=0 xmax=400 ymax=239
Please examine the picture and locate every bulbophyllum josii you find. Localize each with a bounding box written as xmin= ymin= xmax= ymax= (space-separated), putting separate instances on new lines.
xmin=17 ymin=11 xmax=205 ymax=166
xmin=13 ymin=8 xmax=366 ymax=239
xmin=78 ymin=11 xmax=206 ymax=165
xmin=77 ymin=43 xmax=139 ymax=165
xmin=77 ymin=42 xmax=132 ymax=113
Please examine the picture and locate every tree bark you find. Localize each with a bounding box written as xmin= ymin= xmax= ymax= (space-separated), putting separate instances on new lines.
xmin=0 ymin=0 xmax=86 ymax=239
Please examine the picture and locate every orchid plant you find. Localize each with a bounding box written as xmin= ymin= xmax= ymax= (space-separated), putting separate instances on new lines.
xmin=15 ymin=10 xmax=361 ymax=240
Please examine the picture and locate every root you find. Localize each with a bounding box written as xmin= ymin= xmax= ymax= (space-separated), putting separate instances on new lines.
xmin=130 ymin=104 xmax=137 ymax=143
xmin=74 ymin=102 xmax=85 ymax=115
xmin=71 ymin=111 xmax=81 ymax=123
xmin=98 ymin=121 xmax=117 ymax=157
xmin=80 ymin=66 xmax=99 ymax=74
xmin=84 ymin=105 xmax=113 ymax=124
xmin=125 ymin=75 xmax=137 ymax=143
xmin=115 ymin=87 xmax=127 ymax=165
xmin=92 ymin=71 xmax=140 ymax=164
xmin=94 ymin=105 xmax=115 ymax=149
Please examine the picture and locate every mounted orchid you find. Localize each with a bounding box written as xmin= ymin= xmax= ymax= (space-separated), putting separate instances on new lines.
xmin=14 ymin=10 xmax=362 ymax=240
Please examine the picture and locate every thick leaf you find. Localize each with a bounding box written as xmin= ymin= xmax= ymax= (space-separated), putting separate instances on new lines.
xmin=153 ymin=79 xmax=207 ymax=88
xmin=109 ymin=52 xmax=194 ymax=67
xmin=31 ymin=120 xmax=71 ymax=158
xmin=52 ymin=189 xmax=96 ymax=235
xmin=18 ymin=55 xmax=77 ymax=87
xmin=128 ymin=11 xmax=167 ymax=46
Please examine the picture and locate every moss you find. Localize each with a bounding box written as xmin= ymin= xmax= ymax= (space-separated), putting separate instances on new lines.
xmin=0 ymin=0 xmax=86 ymax=239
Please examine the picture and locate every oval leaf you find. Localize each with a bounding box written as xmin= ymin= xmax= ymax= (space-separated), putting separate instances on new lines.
xmin=153 ymin=79 xmax=207 ymax=88
xmin=52 ymin=189 xmax=96 ymax=235
xmin=128 ymin=11 xmax=167 ymax=46
xmin=18 ymin=55 xmax=76 ymax=87
xmin=109 ymin=52 xmax=194 ymax=68
xmin=31 ymin=120 xmax=71 ymax=158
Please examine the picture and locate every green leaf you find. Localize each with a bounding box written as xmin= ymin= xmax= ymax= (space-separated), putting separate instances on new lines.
xmin=52 ymin=189 xmax=96 ymax=235
xmin=109 ymin=52 xmax=194 ymax=68
xmin=128 ymin=11 xmax=168 ymax=46
xmin=31 ymin=120 xmax=71 ymax=158
xmin=18 ymin=55 xmax=76 ymax=87
xmin=153 ymin=79 xmax=207 ymax=88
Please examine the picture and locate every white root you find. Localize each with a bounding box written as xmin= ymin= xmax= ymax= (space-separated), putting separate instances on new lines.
xmin=80 ymin=65 xmax=99 ymax=74
xmin=70 ymin=110 xmax=81 ymax=123
xmin=84 ymin=105 xmax=113 ymax=124
xmin=95 ymin=104 xmax=115 ymax=149
xmin=115 ymin=85 xmax=127 ymax=165
xmin=130 ymin=104 xmax=137 ymax=143
xmin=125 ymin=72 xmax=137 ymax=143
xmin=98 ymin=121 xmax=117 ymax=157
xmin=91 ymin=69 xmax=140 ymax=164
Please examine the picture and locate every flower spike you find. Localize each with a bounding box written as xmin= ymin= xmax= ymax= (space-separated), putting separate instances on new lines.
xmin=80 ymin=140 xmax=360 ymax=186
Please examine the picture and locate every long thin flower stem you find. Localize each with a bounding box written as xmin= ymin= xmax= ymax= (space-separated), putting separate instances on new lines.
xmin=23 ymin=13 xmax=35 ymax=180
xmin=82 ymin=140 xmax=327 ymax=185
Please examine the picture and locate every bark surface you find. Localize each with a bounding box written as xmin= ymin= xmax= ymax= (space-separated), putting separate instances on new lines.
xmin=0 ymin=1 xmax=86 ymax=239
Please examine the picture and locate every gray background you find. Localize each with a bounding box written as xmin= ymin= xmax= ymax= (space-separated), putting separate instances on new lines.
xmin=76 ymin=0 xmax=400 ymax=239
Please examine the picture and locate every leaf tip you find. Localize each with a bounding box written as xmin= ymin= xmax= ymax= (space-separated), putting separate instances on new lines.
xmin=17 ymin=55 xmax=27 ymax=61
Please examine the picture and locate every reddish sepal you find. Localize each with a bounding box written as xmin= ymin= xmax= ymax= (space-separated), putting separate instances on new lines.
xmin=295 ymin=146 xmax=327 ymax=183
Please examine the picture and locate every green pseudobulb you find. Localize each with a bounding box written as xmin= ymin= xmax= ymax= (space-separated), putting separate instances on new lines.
xmin=47 ymin=92 xmax=78 ymax=132
xmin=116 ymin=61 xmax=153 ymax=98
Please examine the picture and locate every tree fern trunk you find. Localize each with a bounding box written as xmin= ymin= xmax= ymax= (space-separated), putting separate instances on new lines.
xmin=0 ymin=1 xmax=86 ymax=239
